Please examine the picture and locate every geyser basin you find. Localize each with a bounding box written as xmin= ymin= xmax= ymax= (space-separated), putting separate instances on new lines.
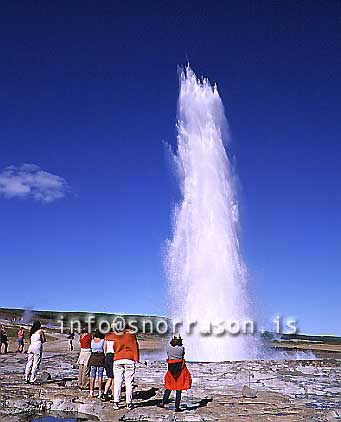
xmin=166 ymin=66 xmax=257 ymax=361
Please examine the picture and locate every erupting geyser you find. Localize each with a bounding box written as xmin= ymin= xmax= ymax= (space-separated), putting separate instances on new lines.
xmin=166 ymin=66 xmax=257 ymax=361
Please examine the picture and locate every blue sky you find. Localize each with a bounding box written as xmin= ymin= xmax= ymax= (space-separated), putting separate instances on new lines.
xmin=0 ymin=1 xmax=340 ymax=335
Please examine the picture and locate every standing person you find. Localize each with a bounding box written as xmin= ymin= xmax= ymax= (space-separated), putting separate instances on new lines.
xmin=112 ymin=322 xmax=140 ymax=410
xmin=24 ymin=321 xmax=46 ymax=384
xmin=77 ymin=327 xmax=92 ymax=390
xmin=88 ymin=330 xmax=105 ymax=398
xmin=17 ymin=327 xmax=25 ymax=353
xmin=101 ymin=328 xmax=115 ymax=401
xmin=68 ymin=331 xmax=75 ymax=351
xmin=0 ymin=327 xmax=9 ymax=354
xmin=158 ymin=335 xmax=192 ymax=412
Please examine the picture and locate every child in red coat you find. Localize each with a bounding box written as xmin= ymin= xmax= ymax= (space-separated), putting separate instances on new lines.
xmin=159 ymin=335 xmax=192 ymax=412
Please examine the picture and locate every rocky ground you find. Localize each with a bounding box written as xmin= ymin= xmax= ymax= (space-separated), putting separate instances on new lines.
xmin=0 ymin=317 xmax=340 ymax=422
xmin=0 ymin=343 xmax=340 ymax=422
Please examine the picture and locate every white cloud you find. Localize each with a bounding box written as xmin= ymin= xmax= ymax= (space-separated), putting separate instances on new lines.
xmin=0 ymin=164 xmax=69 ymax=203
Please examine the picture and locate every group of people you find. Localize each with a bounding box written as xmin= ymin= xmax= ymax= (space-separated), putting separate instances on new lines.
xmin=22 ymin=320 xmax=192 ymax=412
xmin=0 ymin=325 xmax=25 ymax=354
xmin=77 ymin=325 xmax=140 ymax=410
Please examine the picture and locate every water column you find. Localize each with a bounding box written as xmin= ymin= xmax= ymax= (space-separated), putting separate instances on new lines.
xmin=166 ymin=66 xmax=256 ymax=361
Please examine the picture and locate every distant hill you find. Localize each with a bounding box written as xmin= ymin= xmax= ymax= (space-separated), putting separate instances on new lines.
xmin=0 ymin=307 xmax=171 ymax=334
xmin=280 ymin=333 xmax=341 ymax=345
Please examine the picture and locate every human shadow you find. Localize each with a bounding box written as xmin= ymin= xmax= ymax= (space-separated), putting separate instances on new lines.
xmin=136 ymin=394 xmax=213 ymax=410
xmin=186 ymin=397 xmax=213 ymax=410
xmin=133 ymin=387 xmax=158 ymax=402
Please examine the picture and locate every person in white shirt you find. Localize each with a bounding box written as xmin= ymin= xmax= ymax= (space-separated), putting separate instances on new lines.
xmin=24 ymin=320 xmax=46 ymax=384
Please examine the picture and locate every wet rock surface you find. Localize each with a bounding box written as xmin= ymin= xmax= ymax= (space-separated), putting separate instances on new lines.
xmin=0 ymin=351 xmax=340 ymax=421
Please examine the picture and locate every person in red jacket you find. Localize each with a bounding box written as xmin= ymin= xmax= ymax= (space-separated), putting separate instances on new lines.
xmin=112 ymin=322 xmax=140 ymax=410
xmin=158 ymin=335 xmax=192 ymax=412
xmin=77 ymin=327 xmax=92 ymax=389
xmin=17 ymin=327 xmax=25 ymax=353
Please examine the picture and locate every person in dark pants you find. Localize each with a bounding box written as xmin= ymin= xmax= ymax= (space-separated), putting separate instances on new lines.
xmin=101 ymin=328 xmax=115 ymax=401
xmin=0 ymin=325 xmax=3 ymax=353
xmin=159 ymin=335 xmax=192 ymax=412
xmin=68 ymin=331 xmax=75 ymax=351
xmin=0 ymin=327 xmax=9 ymax=354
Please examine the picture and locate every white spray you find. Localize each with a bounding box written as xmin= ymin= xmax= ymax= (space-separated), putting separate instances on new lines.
xmin=166 ymin=66 xmax=257 ymax=361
